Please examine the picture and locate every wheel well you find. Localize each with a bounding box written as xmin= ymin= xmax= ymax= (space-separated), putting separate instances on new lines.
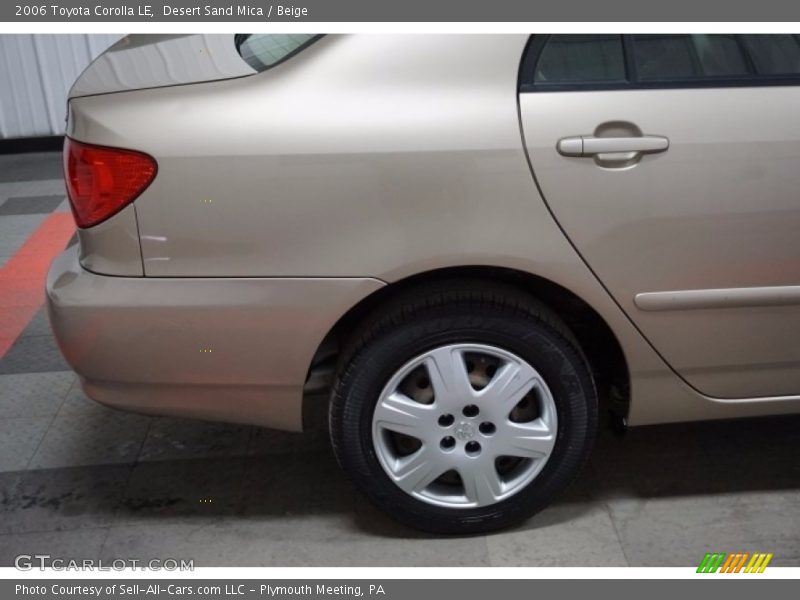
xmin=302 ymin=266 xmax=630 ymax=430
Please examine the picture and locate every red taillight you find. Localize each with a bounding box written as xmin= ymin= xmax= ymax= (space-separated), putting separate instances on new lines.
xmin=64 ymin=138 xmax=157 ymax=228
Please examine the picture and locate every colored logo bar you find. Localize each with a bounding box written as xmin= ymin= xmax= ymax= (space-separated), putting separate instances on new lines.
xmin=697 ymin=552 xmax=773 ymax=573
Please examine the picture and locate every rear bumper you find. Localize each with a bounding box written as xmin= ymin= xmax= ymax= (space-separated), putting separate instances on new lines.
xmin=46 ymin=247 xmax=384 ymax=431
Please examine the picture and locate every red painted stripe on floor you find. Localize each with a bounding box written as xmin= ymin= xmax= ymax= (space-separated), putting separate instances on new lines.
xmin=0 ymin=212 xmax=75 ymax=357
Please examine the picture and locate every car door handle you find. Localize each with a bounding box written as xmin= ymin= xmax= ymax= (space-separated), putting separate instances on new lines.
xmin=557 ymin=135 xmax=669 ymax=158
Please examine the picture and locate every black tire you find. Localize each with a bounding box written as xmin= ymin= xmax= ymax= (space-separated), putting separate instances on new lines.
xmin=329 ymin=279 xmax=597 ymax=534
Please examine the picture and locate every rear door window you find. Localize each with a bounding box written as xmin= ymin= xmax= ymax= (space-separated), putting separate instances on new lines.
xmin=533 ymin=34 xmax=626 ymax=85
xmin=633 ymin=35 xmax=750 ymax=80
xmin=744 ymin=35 xmax=800 ymax=75
xmin=521 ymin=34 xmax=800 ymax=91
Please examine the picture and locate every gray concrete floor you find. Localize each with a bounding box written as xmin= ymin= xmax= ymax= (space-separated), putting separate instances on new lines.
xmin=1 ymin=152 xmax=799 ymax=567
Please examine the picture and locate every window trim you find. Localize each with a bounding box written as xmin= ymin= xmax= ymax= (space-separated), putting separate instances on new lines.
xmin=519 ymin=34 xmax=800 ymax=93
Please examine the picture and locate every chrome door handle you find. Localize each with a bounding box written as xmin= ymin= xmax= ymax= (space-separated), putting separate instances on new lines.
xmin=557 ymin=135 xmax=669 ymax=158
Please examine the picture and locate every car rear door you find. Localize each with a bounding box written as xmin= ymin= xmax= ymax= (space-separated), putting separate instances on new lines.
xmin=519 ymin=34 xmax=800 ymax=399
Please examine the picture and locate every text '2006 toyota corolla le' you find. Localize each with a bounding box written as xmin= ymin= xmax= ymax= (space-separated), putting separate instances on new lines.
xmin=47 ymin=33 xmax=800 ymax=533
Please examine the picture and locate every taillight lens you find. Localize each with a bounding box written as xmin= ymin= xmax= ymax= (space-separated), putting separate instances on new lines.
xmin=64 ymin=138 xmax=157 ymax=228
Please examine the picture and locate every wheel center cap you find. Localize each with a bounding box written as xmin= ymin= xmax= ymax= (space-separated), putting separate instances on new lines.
xmin=454 ymin=421 xmax=476 ymax=440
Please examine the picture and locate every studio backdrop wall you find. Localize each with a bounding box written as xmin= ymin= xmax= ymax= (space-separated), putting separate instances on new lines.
xmin=0 ymin=34 xmax=122 ymax=139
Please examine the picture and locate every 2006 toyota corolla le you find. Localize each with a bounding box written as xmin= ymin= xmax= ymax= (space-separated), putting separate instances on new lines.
xmin=47 ymin=33 xmax=800 ymax=533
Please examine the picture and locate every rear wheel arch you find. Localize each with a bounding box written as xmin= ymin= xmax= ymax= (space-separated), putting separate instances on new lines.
xmin=302 ymin=266 xmax=630 ymax=430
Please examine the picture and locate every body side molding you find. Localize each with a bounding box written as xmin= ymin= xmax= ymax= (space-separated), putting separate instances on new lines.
xmin=635 ymin=285 xmax=800 ymax=311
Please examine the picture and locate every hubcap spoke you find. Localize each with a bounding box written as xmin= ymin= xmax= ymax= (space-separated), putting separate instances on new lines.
xmin=478 ymin=360 xmax=541 ymax=419
xmin=459 ymin=462 xmax=504 ymax=506
xmin=424 ymin=346 xmax=475 ymax=410
xmin=373 ymin=392 xmax=435 ymax=438
xmin=390 ymin=446 xmax=448 ymax=493
xmin=494 ymin=419 xmax=555 ymax=460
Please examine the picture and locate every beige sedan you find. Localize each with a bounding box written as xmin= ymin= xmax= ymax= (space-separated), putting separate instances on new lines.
xmin=47 ymin=33 xmax=800 ymax=533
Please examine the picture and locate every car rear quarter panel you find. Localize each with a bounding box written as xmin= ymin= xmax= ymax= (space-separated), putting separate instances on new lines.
xmin=47 ymin=247 xmax=384 ymax=430
xmin=70 ymin=35 xmax=541 ymax=279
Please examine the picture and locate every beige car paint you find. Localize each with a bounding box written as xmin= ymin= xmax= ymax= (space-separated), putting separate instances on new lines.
xmin=48 ymin=34 xmax=800 ymax=432
xmin=47 ymin=247 xmax=384 ymax=430
xmin=76 ymin=204 xmax=143 ymax=276
xmin=520 ymin=86 xmax=800 ymax=399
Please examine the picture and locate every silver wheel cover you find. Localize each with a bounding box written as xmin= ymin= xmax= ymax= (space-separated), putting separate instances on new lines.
xmin=371 ymin=343 xmax=558 ymax=509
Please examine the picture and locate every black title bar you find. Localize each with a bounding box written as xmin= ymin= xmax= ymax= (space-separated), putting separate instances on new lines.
xmin=3 ymin=0 xmax=800 ymax=22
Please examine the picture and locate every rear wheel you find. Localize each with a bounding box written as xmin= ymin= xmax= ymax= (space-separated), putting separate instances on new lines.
xmin=329 ymin=281 xmax=597 ymax=534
